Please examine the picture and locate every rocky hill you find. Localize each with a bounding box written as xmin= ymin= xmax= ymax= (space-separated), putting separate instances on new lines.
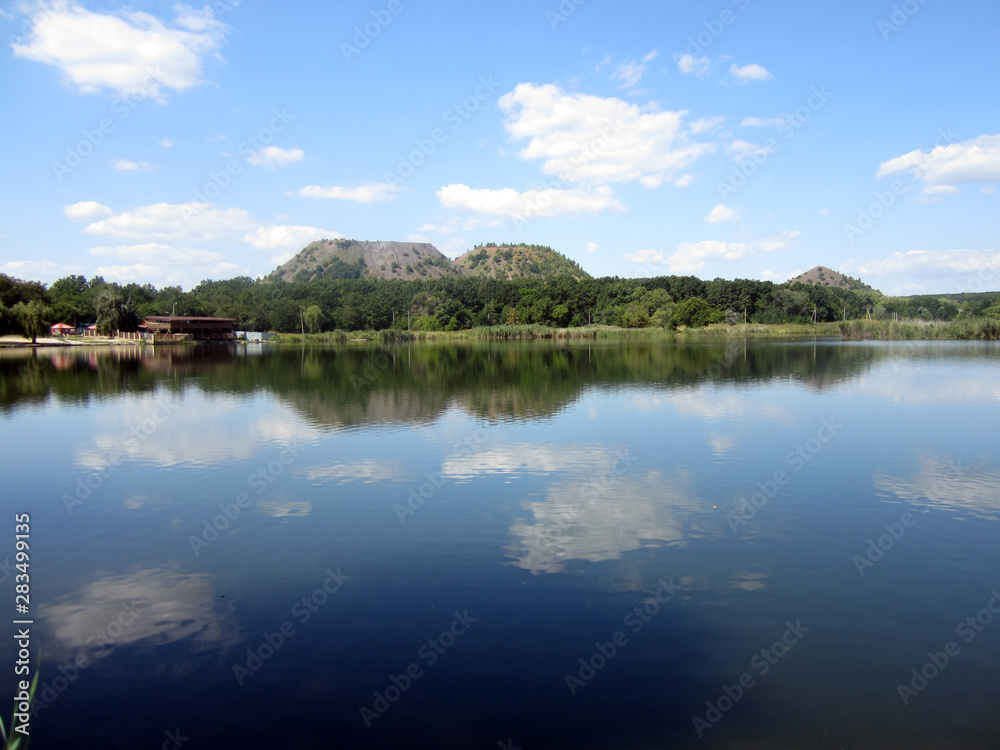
xmin=453 ymin=244 xmax=591 ymax=280
xmin=270 ymin=240 xmax=459 ymax=282
xmin=789 ymin=266 xmax=876 ymax=292
xmin=270 ymin=240 xmax=591 ymax=282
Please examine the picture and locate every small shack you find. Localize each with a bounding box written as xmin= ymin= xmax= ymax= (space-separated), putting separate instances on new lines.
xmin=140 ymin=316 xmax=236 ymax=341
xmin=235 ymin=331 xmax=277 ymax=343
xmin=50 ymin=322 xmax=75 ymax=336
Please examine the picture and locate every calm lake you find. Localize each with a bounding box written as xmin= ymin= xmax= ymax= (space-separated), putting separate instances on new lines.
xmin=2 ymin=339 xmax=999 ymax=749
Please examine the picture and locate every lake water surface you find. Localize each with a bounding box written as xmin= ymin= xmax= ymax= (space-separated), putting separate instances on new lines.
xmin=1 ymin=339 xmax=999 ymax=749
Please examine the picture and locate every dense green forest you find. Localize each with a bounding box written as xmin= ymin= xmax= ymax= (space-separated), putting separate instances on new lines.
xmin=2 ymin=269 xmax=999 ymax=337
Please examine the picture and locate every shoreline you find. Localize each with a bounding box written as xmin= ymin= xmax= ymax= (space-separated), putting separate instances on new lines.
xmin=5 ymin=318 xmax=998 ymax=349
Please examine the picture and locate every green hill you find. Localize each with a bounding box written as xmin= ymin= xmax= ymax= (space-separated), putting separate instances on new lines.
xmin=789 ymin=266 xmax=877 ymax=293
xmin=269 ymin=240 xmax=592 ymax=282
xmin=453 ymin=243 xmax=591 ymax=280
xmin=270 ymin=239 xmax=459 ymax=282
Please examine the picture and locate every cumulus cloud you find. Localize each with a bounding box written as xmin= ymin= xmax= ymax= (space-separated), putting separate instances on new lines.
xmin=498 ymin=83 xmax=716 ymax=187
xmin=676 ymin=53 xmax=711 ymax=77
xmin=65 ymin=200 xmax=113 ymax=220
xmin=437 ymin=184 xmax=624 ymax=219
xmin=11 ymin=2 xmax=230 ymax=99
xmin=690 ymin=116 xmax=726 ymax=134
xmin=82 ymin=202 xmax=254 ymax=242
xmin=625 ymin=231 xmax=799 ymax=274
xmin=729 ymin=63 xmax=773 ymax=83
xmin=610 ymin=50 xmax=658 ymax=88
xmin=587 ymin=242 xmax=599 ymax=254
xmin=246 ymin=146 xmax=304 ymax=169
xmin=842 ymin=249 xmax=1000 ymax=291
xmin=416 ymin=217 xmax=500 ymax=236
xmin=112 ymin=159 xmax=158 ymax=172
xmin=877 ymin=134 xmax=1000 ymax=194
xmin=88 ymin=243 xmax=243 ymax=287
xmin=290 ymin=183 xmax=400 ymax=202
xmin=243 ymin=225 xmax=341 ymax=250
xmin=71 ymin=201 xmax=342 ymax=259
xmin=705 ymin=204 xmax=742 ymax=224
xmin=0 ymin=259 xmax=84 ymax=282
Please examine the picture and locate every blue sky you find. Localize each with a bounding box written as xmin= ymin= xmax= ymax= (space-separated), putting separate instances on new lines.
xmin=2 ymin=0 xmax=999 ymax=294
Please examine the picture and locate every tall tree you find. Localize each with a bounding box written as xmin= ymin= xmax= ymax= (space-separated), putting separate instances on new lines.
xmin=94 ymin=288 xmax=137 ymax=335
xmin=303 ymin=304 xmax=325 ymax=333
xmin=12 ymin=299 xmax=51 ymax=343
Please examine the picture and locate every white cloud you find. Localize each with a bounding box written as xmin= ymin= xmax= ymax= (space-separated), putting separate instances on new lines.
xmin=676 ymin=53 xmax=711 ymax=77
xmin=727 ymin=139 xmax=767 ymax=160
xmin=498 ymin=83 xmax=716 ymax=187
xmin=243 ymin=225 xmax=341 ymax=250
xmin=291 ymin=183 xmax=401 ymax=202
xmin=65 ymin=200 xmax=112 ymax=221
xmin=419 ymin=217 xmax=502 ymax=235
xmin=443 ymin=444 xmax=610 ymax=480
xmin=625 ymin=231 xmax=799 ymax=274
xmin=0 ymin=259 xmax=84 ymax=282
xmin=690 ymin=116 xmax=726 ymax=134
xmin=593 ymin=53 xmax=614 ymax=72
xmin=437 ymin=184 xmax=624 ymax=219
xmin=610 ymin=50 xmax=657 ymax=88
xmin=705 ymin=204 xmax=742 ymax=224
xmin=729 ymin=63 xmax=773 ymax=83
xmin=877 ymin=135 xmax=1000 ymax=193
xmin=83 ymin=202 xmax=254 ymax=242
xmin=587 ymin=242 xmax=599 ymax=254
xmin=439 ymin=237 xmax=468 ymax=258
xmin=160 ymin=138 xmax=175 ymax=148
xmin=12 ymin=2 xmax=229 ymax=99
xmin=760 ymin=269 xmax=803 ymax=283
xmin=741 ymin=116 xmax=785 ymax=128
xmin=304 ymin=461 xmax=396 ymax=483
xmin=922 ymin=185 xmax=960 ymax=195
xmin=246 ymin=146 xmax=304 ymax=169
xmin=818 ymin=208 xmax=830 ymax=215
xmin=112 ymin=159 xmax=158 ymax=172
xmin=842 ymin=249 xmax=1000 ymax=288
xmin=88 ymin=243 xmax=243 ymax=287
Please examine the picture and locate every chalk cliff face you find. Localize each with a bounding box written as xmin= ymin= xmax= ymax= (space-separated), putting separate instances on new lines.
xmin=271 ymin=240 xmax=459 ymax=282
xmin=270 ymin=240 xmax=592 ymax=282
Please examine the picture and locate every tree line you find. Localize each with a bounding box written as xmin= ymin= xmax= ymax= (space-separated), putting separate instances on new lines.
xmin=1 ymin=271 xmax=998 ymax=338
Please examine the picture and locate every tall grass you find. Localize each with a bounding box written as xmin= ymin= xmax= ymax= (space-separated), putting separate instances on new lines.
xmin=679 ymin=322 xmax=842 ymax=338
xmin=1 ymin=666 xmax=38 ymax=749
xmin=466 ymin=325 xmax=676 ymax=340
xmin=840 ymin=318 xmax=1000 ymax=340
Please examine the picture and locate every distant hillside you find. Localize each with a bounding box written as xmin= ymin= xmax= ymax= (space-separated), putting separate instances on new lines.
xmin=270 ymin=239 xmax=459 ymax=282
xmin=453 ymin=244 xmax=591 ymax=280
xmin=789 ymin=266 xmax=877 ymax=293
xmin=269 ymin=240 xmax=592 ymax=283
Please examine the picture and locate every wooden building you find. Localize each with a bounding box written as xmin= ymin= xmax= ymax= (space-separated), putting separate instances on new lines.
xmin=140 ymin=316 xmax=236 ymax=341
